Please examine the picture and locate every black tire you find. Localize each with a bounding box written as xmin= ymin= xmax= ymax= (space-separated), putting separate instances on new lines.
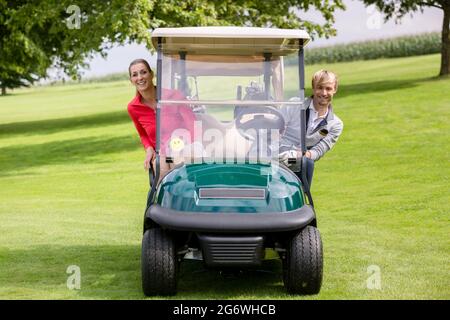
xmin=141 ymin=228 xmax=178 ymax=296
xmin=283 ymin=226 xmax=323 ymax=294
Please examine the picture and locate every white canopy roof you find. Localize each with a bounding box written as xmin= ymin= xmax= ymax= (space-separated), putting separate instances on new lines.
xmin=151 ymin=26 xmax=310 ymax=55
xmin=152 ymin=26 xmax=310 ymax=40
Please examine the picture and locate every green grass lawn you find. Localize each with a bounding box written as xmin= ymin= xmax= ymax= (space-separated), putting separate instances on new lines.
xmin=0 ymin=54 xmax=449 ymax=299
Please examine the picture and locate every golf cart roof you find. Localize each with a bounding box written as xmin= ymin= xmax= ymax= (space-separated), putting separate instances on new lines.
xmin=151 ymin=26 xmax=310 ymax=55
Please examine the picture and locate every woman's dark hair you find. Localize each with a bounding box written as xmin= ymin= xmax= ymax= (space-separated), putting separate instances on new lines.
xmin=128 ymin=59 xmax=152 ymax=77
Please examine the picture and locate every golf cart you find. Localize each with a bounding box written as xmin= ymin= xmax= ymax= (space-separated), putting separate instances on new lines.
xmin=141 ymin=27 xmax=322 ymax=296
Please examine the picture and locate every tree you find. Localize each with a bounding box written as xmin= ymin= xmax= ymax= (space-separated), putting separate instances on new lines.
xmin=0 ymin=0 xmax=154 ymax=95
xmin=148 ymin=0 xmax=345 ymax=39
xmin=0 ymin=0 xmax=345 ymax=95
xmin=361 ymin=0 xmax=450 ymax=77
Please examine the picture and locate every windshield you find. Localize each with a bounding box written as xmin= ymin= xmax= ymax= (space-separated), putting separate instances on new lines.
xmin=158 ymin=51 xmax=304 ymax=164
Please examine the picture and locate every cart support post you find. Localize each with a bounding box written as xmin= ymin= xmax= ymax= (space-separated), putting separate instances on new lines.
xmin=298 ymin=40 xmax=306 ymax=155
xmin=297 ymin=39 xmax=314 ymax=206
xmin=147 ymin=37 xmax=162 ymax=208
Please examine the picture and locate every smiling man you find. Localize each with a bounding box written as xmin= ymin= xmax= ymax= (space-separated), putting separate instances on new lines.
xmin=280 ymin=69 xmax=344 ymax=162
xmin=278 ymin=70 xmax=343 ymax=187
xmin=304 ymin=70 xmax=344 ymax=161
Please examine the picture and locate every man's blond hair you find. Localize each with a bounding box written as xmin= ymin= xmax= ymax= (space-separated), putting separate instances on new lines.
xmin=312 ymin=69 xmax=338 ymax=90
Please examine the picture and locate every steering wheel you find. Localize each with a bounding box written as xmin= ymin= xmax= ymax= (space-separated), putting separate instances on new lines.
xmin=235 ymin=105 xmax=285 ymax=140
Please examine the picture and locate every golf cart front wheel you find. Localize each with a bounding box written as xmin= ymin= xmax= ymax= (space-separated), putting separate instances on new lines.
xmin=283 ymin=226 xmax=323 ymax=294
xmin=141 ymin=228 xmax=178 ymax=296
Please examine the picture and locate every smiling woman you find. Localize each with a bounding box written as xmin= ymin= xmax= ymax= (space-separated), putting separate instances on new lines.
xmin=127 ymin=59 xmax=157 ymax=171
xmin=126 ymin=59 xmax=196 ymax=179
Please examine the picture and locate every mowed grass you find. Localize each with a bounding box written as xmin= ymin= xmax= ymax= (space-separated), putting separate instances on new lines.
xmin=0 ymin=54 xmax=449 ymax=299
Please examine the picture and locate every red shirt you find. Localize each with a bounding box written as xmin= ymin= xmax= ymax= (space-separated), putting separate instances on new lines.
xmin=128 ymin=93 xmax=156 ymax=149
xmin=127 ymin=88 xmax=196 ymax=151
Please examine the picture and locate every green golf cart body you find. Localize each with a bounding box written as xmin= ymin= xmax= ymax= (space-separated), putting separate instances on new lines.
xmin=141 ymin=26 xmax=322 ymax=296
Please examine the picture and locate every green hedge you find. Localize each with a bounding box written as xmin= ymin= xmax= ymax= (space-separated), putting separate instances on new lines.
xmin=289 ymin=32 xmax=441 ymax=65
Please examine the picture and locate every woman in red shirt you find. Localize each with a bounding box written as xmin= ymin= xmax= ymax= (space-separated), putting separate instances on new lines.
xmin=127 ymin=59 xmax=196 ymax=176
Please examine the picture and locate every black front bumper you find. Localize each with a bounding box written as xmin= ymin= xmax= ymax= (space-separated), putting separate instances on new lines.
xmin=146 ymin=204 xmax=316 ymax=233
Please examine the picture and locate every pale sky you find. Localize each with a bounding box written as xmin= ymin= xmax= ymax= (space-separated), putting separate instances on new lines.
xmin=80 ymin=0 xmax=442 ymax=78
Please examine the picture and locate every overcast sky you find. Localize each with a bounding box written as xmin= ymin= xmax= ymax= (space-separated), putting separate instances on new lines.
xmin=80 ymin=0 xmax=442 ymax=78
